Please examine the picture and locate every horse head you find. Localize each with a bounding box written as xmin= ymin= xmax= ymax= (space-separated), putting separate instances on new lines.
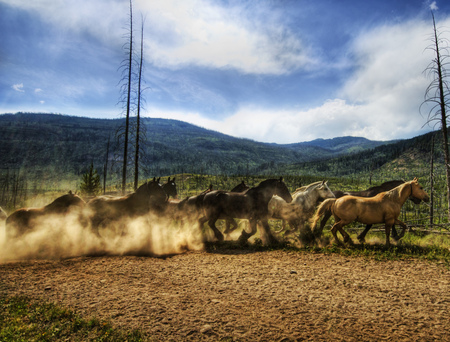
xmin=163 ymin=177 xmax=178 ymax=199
xmin=136 ymin=181 xmax=168 ymax=211
xmin=409 ymin=178 xmax=430 ymax=203
xmin=316 ymin=180 xmax=335 ymax=201
xmin=231 ymin=180 xmax=250 ymax=193
xmin=274 ymin=177 xmax=293 ymax=203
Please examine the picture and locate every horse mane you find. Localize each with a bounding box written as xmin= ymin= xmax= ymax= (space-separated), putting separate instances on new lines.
xmin=293 ymin=181 xmax=324 ymax=195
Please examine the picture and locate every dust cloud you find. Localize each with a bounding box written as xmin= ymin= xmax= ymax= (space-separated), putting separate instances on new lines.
xmin=0 ymin=212 xmax=205 ymax=262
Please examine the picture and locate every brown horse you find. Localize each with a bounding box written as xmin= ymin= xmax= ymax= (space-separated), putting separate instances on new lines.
xmin=162 ymin=177 xmax=178 ymax=199
xmin=202 ymin=178 xmax=292 ymax=244
xmin=223 ymin=181 xmax=250 ymax=234
xmin=5 ymin=191 xmax=85 ymax=238
xmin=87 ymin=179 xmax=167 ymax=233
xmin=311 ymin=178 xmax=429 ymax=247
xmin=314 ymin=180 xmax=409 ymax=242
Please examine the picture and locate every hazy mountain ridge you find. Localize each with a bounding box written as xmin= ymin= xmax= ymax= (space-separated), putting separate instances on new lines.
xmin=0 ymin=112 xmax=421 ymax=178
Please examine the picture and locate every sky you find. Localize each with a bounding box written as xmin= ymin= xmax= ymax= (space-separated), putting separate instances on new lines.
xmin=1 ymin=0 xmax=450 ymax=144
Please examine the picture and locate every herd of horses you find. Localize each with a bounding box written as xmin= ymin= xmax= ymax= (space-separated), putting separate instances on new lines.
xmin=0 ymin=176 xmax=430 ymax=247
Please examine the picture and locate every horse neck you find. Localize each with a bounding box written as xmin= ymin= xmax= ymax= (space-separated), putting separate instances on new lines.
xmin=390 ymin=182 xmax=412 ymax=205
xmin=246 ymin=184 xmax=273 ymax=203
xmin=294 ymin=186 xmax=320 ymax=210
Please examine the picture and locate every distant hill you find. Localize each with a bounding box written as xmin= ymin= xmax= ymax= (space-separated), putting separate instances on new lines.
xmin=0 ymin=112 xmax=430 ymax=181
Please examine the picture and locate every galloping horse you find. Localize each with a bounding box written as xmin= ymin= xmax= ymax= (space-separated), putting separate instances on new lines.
xmin=314 ymin=180 xmax=409 ymax=242
xmin=163 ymin=177 xmax=178 ymax=199
xmin=269 ymin=180 xmax=335 ymax=233
xmin=202 ymin=178 xmax=292 ymax=243
xmin=87 ymin=178 xmax=167 ymax=233
xmin=5 ymin=191 xmax=85 ymax=238
xmin=223 ymin=181 xmax=250 ymax=234
xmin=311 ymin=178 xmax=429 ymax=247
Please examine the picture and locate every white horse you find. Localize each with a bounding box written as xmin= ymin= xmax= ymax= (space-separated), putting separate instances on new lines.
xmin=269 ymin=180 xmax=335 ymax=234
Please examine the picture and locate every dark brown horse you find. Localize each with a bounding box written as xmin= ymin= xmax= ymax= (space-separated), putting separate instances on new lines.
xmin=311 ymin=178 xmax=429 ymax=247
xmin=162 ymin=177 xmax=178 ymax=199
xmin=87 ymin=179 xmax=167 ymax=233
xmin=202 ymin=178 xmax=292 ymax=244
xmin=5 ymin=191 xmax=85 ymax=238
xmin=314 ymin=180 xmax=408 ymax=242
xmin=223 ymin=181 xmax=250 ymax=234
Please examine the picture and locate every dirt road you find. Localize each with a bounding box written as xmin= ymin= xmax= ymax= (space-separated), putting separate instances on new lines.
xmin=1 ymin=250 xmax=449 ymax=341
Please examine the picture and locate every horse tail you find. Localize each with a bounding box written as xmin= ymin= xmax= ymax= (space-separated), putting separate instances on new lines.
xmin=310 ymin=198 xmax=336 ymax=229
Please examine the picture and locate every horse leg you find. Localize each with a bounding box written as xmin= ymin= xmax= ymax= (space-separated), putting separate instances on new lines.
xmin=314 ymin=209 xmax=332 ymax=237
xmin=207 ymin=216 xmax=224 ymax=242
xmin=393 ymin=219 xmax=408 ymax=241
xmin=357 ymin=224 xmax=372 ymax=243
xmin=259 ymin=219 xmax=278 ymax=245
xmin=238 ymin=219 xmax=257 ymax=243
xmin=331 ymin=221 xmax=352 ymax=246
xmin=384 ymin=223 xmax=392 ymax=248
xmin=330 ymin=222 xmax=343 ymax=246
xmin=223 ymin=217 xmax=238 ymax=235
xmin=198 ymin=216 xmax=208 ymax=230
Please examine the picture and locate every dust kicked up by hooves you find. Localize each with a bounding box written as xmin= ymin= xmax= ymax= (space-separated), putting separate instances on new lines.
xmin=0 ymin=212 xmax=205 ymax=262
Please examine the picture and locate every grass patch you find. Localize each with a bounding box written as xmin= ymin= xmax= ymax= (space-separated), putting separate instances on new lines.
xmin=0 ymin=295 xmax=149 ymax=341
xmin=204 ymin=232 xmax=450 ymax=267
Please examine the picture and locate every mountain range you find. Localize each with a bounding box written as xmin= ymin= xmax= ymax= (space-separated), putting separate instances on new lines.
xmin=0 ymin=112 xmax=438 ymax=181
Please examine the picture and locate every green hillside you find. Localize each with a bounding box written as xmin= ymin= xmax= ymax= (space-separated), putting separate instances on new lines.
xmin=0 ymin=112 xmax=391 ymax=180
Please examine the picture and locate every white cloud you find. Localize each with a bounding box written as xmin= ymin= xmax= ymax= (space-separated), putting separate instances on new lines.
xmin=35 ymin=88 xmax=43 ymax=93
xmin=12 ymin=83 xmax=25 ymax=92
xmin=137 ymin=0 xmax=315 ymax=74
xmin=430 ymin=1 xmax=438 ymax=11
xmin=146 ymin=16 xmax=450 ymax=143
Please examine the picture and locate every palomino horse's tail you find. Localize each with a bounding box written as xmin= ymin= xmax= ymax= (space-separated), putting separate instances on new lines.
xmin=310 ymin=198 xmax=336 ymax=229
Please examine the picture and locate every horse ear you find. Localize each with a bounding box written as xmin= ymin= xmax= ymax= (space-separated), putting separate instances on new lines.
xmin=168 ymin=177 xmax=171 ymax=182
xmin=413 ymin=177 xmax=418 ymax=182
xmin=153 ymin=177 xmax=156 ymax=182
xmin=157 ymin=177 xmax=161 ymax=183
xmin=279 ymin=177 xmax=283 ymax=182
xmin=173 ymin=177 xmax=175 ymax=182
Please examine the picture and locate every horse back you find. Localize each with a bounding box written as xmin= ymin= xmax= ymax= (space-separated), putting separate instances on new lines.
xmin=333 ymin=195 xmax=400 ymax=224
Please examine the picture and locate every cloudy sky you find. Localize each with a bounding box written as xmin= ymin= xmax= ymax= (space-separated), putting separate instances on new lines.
xmin=1 ymin=0 xmax=450 ymax=144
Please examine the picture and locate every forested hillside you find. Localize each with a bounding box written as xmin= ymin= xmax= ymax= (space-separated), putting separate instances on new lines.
xmin=0 ymin=112 xmax=392 ymax=180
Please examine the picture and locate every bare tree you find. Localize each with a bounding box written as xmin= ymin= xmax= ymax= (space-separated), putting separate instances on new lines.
xmin=134 ymin=16 xmax=145 ymax=191
xmin=116 ymin=0 xmax=134 ymax=195
xmin=422 ymin=12 xmax=450 ymax=220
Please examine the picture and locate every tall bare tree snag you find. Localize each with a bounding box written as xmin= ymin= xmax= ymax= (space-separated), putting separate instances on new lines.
xmin=134 ymin=17 xmax=145 ymax=191
xmin=422 ymin=12 xmax=450 ymax=221
xmin=116 ymin=0 xmax=134 ymax=195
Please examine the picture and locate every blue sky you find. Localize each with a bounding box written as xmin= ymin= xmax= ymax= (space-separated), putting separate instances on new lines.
xmin=1 ymin=0 xmax=450 ymax=143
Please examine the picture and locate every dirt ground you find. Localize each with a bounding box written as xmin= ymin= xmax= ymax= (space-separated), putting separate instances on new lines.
xmin=1 ymin=249 xmax=449 ymax=342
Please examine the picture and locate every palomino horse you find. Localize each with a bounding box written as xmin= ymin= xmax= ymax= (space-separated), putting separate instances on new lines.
xmin=5 ymin=191 xmax=85 ymax=238
xmin=202 ymin=178 xmax=292 ymax=244
xmin=269 ymin=180 xmax=335 ymax=234
xmin=163 ymin=177 xmax=178 ymax=199
xmin=311 ymin=178 xmax=429 ymax=247
xmin=87 ymin=178 xmax=167 ymax=233
xmin=314 ymin=180 xmax=410 ymax=242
